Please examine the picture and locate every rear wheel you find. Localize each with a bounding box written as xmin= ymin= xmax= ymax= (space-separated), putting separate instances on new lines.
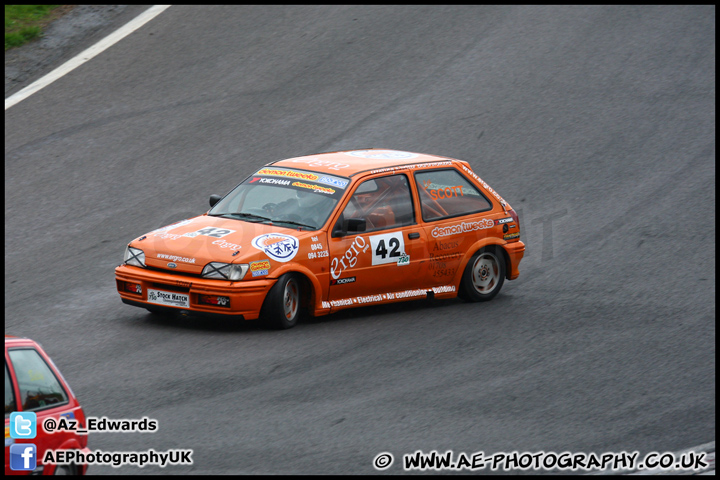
xmin=459 ymin=247 xmax=505 ymax=302
xmin=261 ymin=273 xmax=303 ymax=329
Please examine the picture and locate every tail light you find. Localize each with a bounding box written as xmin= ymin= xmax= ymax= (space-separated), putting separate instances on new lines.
xmin=508 ymin=209 xmax=520 ymax=228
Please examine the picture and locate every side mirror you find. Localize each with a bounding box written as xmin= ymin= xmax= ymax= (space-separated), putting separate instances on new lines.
xmin=346 ymin=218 xmax=366 ymax=233
xmin=209 ymin=194 xmax=222 ymax=207
xmin=333 ymin=217 xmax=366 ymax=237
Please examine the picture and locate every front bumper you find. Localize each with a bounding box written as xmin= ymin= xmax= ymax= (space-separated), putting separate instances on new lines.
xmin=115 ymin=264 xmax=275 ymax=320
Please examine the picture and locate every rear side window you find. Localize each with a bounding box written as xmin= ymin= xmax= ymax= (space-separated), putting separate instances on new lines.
xmin=415 ymin=169 xmax=492 ymax=221
xmin=8 ymin=348 xmax=69 ymax=411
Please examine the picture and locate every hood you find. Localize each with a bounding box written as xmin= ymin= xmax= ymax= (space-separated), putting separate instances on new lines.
xmin=129 ymin=215 xmax=316 ymax=275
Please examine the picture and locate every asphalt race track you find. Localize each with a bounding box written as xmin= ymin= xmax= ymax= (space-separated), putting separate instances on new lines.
xmin=5 ymin=5 xmax=715 ymax=474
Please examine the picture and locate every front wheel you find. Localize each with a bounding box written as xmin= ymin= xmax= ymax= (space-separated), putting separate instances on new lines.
xmin=459 ymin=248 xmax=506 ymax=302
xmin=261 ymin=273 xmax=303 ymax=329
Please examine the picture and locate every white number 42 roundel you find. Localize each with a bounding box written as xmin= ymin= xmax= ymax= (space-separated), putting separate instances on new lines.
xmin=184 ymin=227 xmax=235 ymax=238
xmin=369 ymin=232 xmax=406 ymax=266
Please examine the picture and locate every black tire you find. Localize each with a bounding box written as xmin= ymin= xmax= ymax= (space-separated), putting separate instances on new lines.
xmin=459 ymin=247 xmax=506 ymax=302
xmin=261 ymin=273 xmax=303 ymax=329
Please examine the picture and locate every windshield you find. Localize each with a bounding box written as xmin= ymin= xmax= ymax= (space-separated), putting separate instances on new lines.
xmin=209 ymin=167 xmax=350 ymax=230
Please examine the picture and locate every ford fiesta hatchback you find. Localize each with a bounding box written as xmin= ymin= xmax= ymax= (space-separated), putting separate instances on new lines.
xmin=116 ymin=149 xmax=525 ymax=329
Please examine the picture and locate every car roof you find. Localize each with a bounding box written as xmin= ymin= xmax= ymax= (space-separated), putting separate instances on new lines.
xmin=5 ymin=335 xmax=38 ymax=347
xmin=269 ymin=149 xmax=458 ymax=176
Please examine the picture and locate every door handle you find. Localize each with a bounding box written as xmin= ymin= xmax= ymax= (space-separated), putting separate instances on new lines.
xmin=408 ymin=232 xmax=420 ymax=239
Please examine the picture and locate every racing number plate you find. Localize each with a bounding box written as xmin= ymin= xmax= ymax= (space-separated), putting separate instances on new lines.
xmin=147 ymin=289 xmax=190 ymax=308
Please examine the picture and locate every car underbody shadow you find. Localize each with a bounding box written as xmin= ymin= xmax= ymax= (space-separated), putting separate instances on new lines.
xmin=302 ymin=295 xmax=466 ymax=326
xmin=140 ymin=309 xmax=264 ymax=333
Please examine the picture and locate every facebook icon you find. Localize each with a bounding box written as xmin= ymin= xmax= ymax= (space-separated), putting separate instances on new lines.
xmin=10 ymin=443 xmax=37 ymax=471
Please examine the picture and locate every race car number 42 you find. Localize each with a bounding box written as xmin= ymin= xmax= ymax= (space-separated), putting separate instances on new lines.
xmin=147 ymin=289 xmax=190 ymax=308
xmin=370 ymin=232 xmax=406 ymax=266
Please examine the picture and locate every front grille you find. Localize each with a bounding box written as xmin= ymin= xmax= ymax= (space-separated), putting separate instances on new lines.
xmin=145 ymin=265 xmax=203 ymax=278
xmin=151 ymin=282 xmax=190 ymax=293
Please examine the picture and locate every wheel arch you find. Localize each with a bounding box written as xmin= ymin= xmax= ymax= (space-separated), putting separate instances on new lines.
xmin=43 ymin=438 xmax=87 ymax=475
xmin=267 ymin=264 xmax=322 ymax=316
xmin=452 ymin=239 xmax=511 ymax=289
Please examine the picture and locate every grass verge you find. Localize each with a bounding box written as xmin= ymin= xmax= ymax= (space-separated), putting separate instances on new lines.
xmin=5 ymin=5 xmax=72 ymax=51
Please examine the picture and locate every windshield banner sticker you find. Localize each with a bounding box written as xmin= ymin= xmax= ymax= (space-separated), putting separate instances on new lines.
xmin=247 ymin=170 xmax=347 ymax=198
xmin=256 ymin=168 xmax=319 ymax=181
xmin=250 ymin=177 xmax=291 ymax=186
xmin=318 ymin=176 xmax=349 ymax=189
xmin=292 ymin=181 xmax=335 ymax=195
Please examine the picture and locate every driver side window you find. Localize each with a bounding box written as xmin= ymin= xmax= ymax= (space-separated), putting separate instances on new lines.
xmin=340 ymin=174 xmax=415 ymax=232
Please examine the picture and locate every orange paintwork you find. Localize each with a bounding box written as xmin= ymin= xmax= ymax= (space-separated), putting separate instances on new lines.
xmin=115 ymin=149 xmax=525 ymax=320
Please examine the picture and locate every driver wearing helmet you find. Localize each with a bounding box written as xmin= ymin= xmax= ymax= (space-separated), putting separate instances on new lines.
xmin=272 ymin=188 xmax=333 ymax=229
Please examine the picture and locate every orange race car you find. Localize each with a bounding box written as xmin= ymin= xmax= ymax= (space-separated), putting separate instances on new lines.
xmin=115 ymin=149 xmax=525 ymax=329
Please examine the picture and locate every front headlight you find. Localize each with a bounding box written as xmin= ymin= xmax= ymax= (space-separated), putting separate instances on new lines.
xmin=124 ymin=246 xmax=146 ymax=267
xmin=202 ymin=262 xmax=249 ymax=281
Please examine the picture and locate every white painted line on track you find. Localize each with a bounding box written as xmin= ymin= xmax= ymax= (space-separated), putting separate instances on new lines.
xmin=5 ymin=5 xmax=172 ymax=110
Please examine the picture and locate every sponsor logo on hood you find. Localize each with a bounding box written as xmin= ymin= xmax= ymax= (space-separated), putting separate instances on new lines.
xmin=251 ymin=234 xmax=299 ymax=262
xmin=157 ymin=254 xmax=196 ymax=264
